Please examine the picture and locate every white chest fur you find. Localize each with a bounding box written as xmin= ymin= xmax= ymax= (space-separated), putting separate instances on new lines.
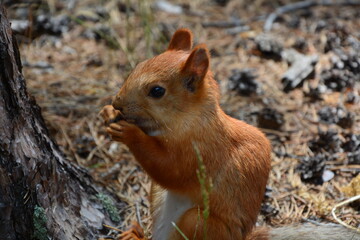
xmin=152 ymin=190 xmax=194 ymax=240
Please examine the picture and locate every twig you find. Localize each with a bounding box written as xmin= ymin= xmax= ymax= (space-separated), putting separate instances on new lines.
xmin=59 ymin=124 xmax=82 ymax=164
xmin=202 ymin=19 xmax=245 ymax=28
xmin=135 ymin=202 xmax=144 ymax=229
xmin=103 ymin=224 xmax=123 ymax=233
xmin=100 ymin=162 xmax=122 ymax=181
xmin=226 ymin=26 xmax=250 ymax=35
xmin=86 ymin=141 xmax=107 ymax=162
xmin=329 ymin=165 xmax=360 ymax=171
xmin=291 ymin=193 xmax=307 ymax=204
xmin=87 ymin=121 xmax=112 ymax=163
xmin=202 ymin=15 xmax=266 ymax=29
xmin=331 ymin=195 xmax=360 ymax=232
xmin=264 ymin=0 xmax=360 ymax=32
xmin=119 ymin=168 xmax=137 ymax=192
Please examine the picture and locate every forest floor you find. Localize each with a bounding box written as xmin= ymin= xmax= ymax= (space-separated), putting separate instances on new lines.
xmin=7 ymin=0 xmax=360 ymax=238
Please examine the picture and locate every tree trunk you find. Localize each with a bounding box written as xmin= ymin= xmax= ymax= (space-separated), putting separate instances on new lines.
xmin=0 ymin=5 xmax=124 ymax=240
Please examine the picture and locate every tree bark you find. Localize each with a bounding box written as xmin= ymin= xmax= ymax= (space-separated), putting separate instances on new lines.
xmin=0 ymin=5 xmax=124 ymax=240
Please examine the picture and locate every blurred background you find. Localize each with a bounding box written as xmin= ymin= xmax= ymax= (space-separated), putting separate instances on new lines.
xmin=4 ymin=0 xmax=360 ymax=237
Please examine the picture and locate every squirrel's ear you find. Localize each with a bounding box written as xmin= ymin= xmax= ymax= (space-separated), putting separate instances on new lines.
xmin=168 ymin=28 xmax=193 ymax=51
xmin=181 ymin=44 xmax=210 ymax=92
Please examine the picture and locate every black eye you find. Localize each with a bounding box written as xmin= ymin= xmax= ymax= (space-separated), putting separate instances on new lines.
xmin=149 ymin=86 xmax=166 ymax=98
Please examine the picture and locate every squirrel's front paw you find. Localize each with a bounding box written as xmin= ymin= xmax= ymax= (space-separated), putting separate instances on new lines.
xmin=106 ymin=120 xmax=144 ymax=144
xmin=117 ymin=221 xmax=145 ymax=240
xmin=99 ymin=105 xmax=123 ymax=125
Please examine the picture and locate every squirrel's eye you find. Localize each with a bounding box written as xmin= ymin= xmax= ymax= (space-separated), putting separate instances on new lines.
xmin=149 ymin=86 xmax=166 ymax=98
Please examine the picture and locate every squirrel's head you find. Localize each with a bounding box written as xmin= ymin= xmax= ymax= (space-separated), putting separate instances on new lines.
xmin=112 ymin=28 xmax=219 ymax=136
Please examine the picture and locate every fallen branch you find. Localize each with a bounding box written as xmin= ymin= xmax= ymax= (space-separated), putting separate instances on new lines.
xmin=226 ymin=25 xmax=250 ymax=35
xmin=264 ymin=0 xmax=360 ymax=32
xmin=331 ymin=195 xmax=360 ymax=233
xmin=202 ymin=19 xmax=245 ymax=28
xmin=281 ymin=49 xmax=318 ymax=92
xmin=202 ymin=15 xmax=266 ymax=29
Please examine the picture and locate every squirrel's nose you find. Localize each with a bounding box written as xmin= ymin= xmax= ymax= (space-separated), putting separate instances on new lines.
xmin=116 ymin=106 xmax=123 ymax=112
xmin=112 ymin=98 xmax=124 ymax=112
xmin=112 ymin=104 xmax=123 ymax=113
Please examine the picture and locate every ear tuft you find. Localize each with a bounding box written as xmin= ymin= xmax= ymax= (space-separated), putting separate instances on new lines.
xmin=168 ymin=28 xmax=193 ymax=51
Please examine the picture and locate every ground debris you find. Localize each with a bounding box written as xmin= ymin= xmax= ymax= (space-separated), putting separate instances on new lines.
xmin=254 ymin=34 xmax=283 ymax=60
xmin=321 ymin=50 xmax=360 ymax=91
xmin=153 ymin=1 xmax=183 ymax=14
xmin=343 ymin=134 xmax=360 ymax=165
xmin=292 ymin=37 xmax=309 ymax=53
xmin=341 ymin=174 xmax=360 ymax=197
xmin=296 ymin=154 xmax=327 ymax=185
xmin=343 ymin=134 xmax=360 ymax=153
xmin=308 ymin=129 xmax=343 ymax=154
xmin=74 ymin=135 xmax=96 ymax=159
xmin=228 ymin=68 xmax=260 ymax=96
xmin=13 ymin=0 xmax=360 ymax=233
xmin=281 ymin=49 xmax=318 ymax=92
xmin=36 ymin=14 xmax=72 ymax=35
xmin=81 ymin=24 xmax=120 ymax=50
xmin=11 ymin=13 xmax=72 ymax=38
xmin=317 ymin=106 xmax=354 ymax=128
xmin=75 ymin=8 xmax=109 ymax=23
xmin=261 ymin=202 xmax=279 ymax=219
xmin=347 ymin=151 xmax=360 ymax=165
xmin=345 ymin=91 xmax=359 ymax=104
xmin=257 ymin=108 xmax=284 ymax=130
xmin=304 ymin=85 xmax=326 ymax=102
xmin=213 ymin=0 xmax=230 ymax=7
xmin=321 ymin=68 xmax=354 ymax=91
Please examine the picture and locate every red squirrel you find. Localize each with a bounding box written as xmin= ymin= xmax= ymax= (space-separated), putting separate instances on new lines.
xmin=100 ymin=29 xmax=360 ymax=240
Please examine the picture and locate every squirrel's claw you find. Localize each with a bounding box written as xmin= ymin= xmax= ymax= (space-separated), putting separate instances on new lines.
xmin=106 ymin=121 xmax=144 ymax=144
xmin=99 ymin=105 xmax=123 ymax=125
xmin=117 ymin=221 xmax=145 ymax=240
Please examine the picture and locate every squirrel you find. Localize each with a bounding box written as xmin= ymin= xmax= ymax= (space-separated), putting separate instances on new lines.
xmin=100 ymin=29 xmax=360 ymax=240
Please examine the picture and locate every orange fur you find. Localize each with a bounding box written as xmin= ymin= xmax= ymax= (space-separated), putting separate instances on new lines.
xmin=101 ymin=28 xmax=360 ymax=240
xmin=101 ymin=29 xmax=271 ymax=240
